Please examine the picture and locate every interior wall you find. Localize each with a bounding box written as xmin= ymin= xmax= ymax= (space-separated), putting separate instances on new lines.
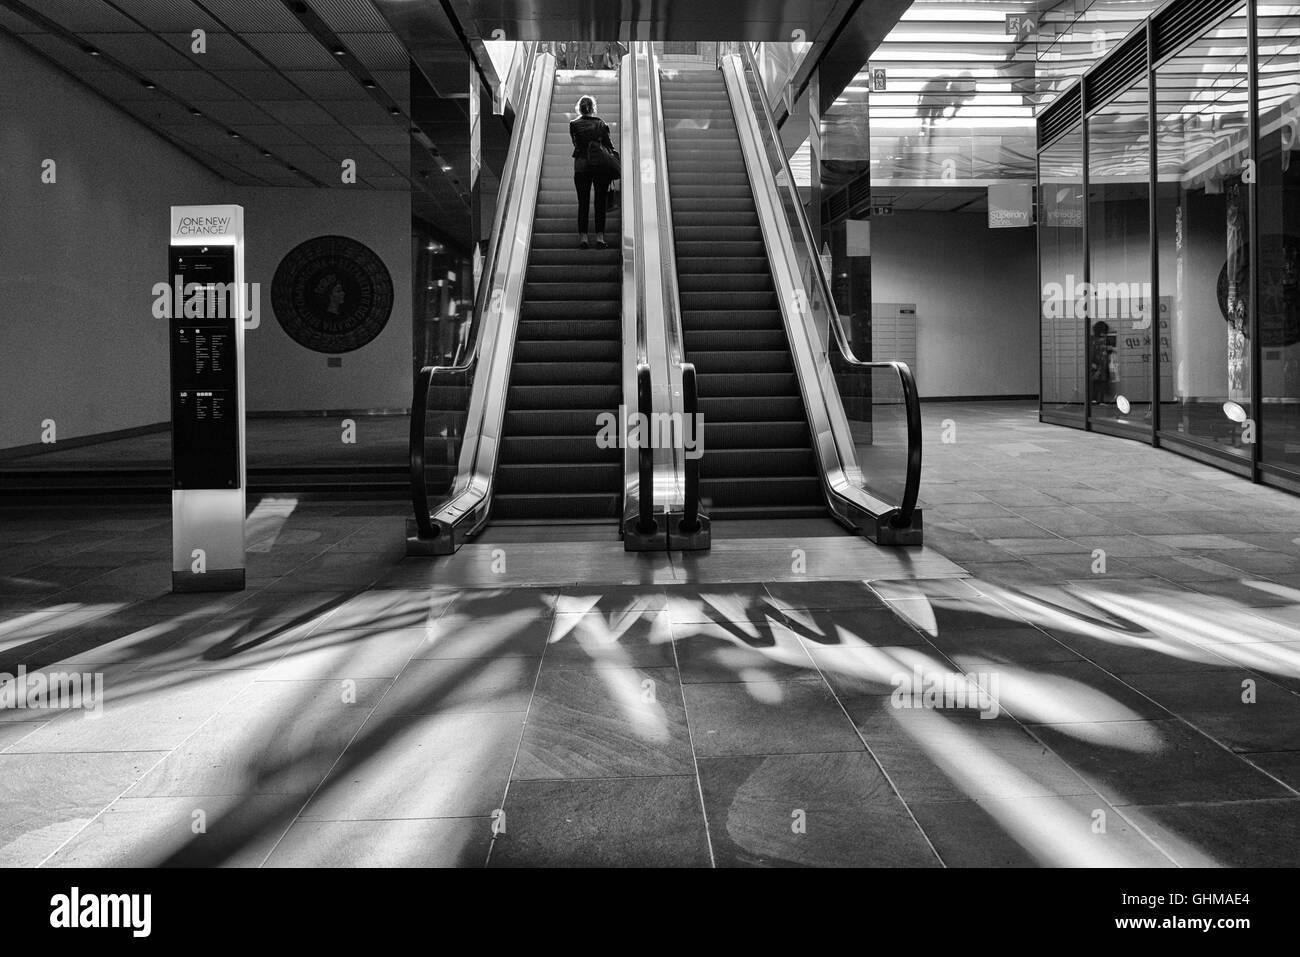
xmin=0 ymin=31 xmax=415 ymax=453
xmin=870 ymin=208 xmax=1039 ymax=398
xmin=0 ymin=31 xmax=223 ymax=450
xmin=240 ymin=188 xmax=412 ymax=413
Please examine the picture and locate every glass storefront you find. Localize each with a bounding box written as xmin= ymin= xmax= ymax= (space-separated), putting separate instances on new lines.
xmin=1257 ymin=3 xmax=1300 ymax=476
xmin=1156 ymin=4 xmax=1252 ymax=459
xmin=1040 ymin=128 xmax=1087 ymax=421
xmin=1090 ymin=79 xmax=1151 ymax=432
xmin=1038 ymin=0 xmax=1300 ymax=491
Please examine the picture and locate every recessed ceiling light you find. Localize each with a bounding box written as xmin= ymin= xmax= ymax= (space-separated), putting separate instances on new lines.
xmin=363 ymin=79 xmax=377 ymax=89
xmin=388 ymin=107 xmax=401 ymax=116
xmin=228 ymin=130 xmax=240 ymax=138
xmin=141 ymin=80 xmax=156 ymax=89
xmin=190 ymin=109 xmax=202 ymax=117
xmin=332 ymin=47 xmax=347 ymax=57
xmin=84 ymin=47 xmax=100 ymax=56
xmin=441 ymin=163 xmax=452 ymax=171
xmin=288 ymin=165 xmax=299 ymax=172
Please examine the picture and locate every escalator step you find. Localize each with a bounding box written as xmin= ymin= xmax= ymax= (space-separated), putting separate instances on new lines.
xmin=508 ymin=384 xmax=621 ymax=409
xmin=517 ymin=319 xmax=620 ymax=340
xmin=685 ymin=329 xmax=787 ymax=351
xmin=704 ymin=421 xmax=811 ymax=449
xmin=491 ymin=493 xmax=621 ymax=521
xmin=522 ymin=300 xmax=620 ymax=321
xmin=697 ymin=372 xmax=800 ymax=398
xmin=689 ymin=350 xmax=793 ymax=373
xmin=524 ymin=281 xmax=622 ymax=300
xmin=705 ymin=448 xmax=817 ymax=478
xmin=500 ymin=435 xmax=618 ymax=464
xmin=497 ymin=463 xmax=621 ymax=494
xmin=674 ymin=225 xmax=763 ymax=243
xmin=505 ymin=409 xmax=613 ymax=435
xmin=511 ymin=361 xmax=620 ymax=385
xmin=526 ymin=264 xmax=620 ymax=283
xmin=678 ymin=273 xmax=772 ymax=292
xmin=698 ymin=396 xmax=805 ymax=421
xmin=680 ymin=291 xmax=777 ymax=310
xmin=700 ymin=477 xmax=823 ymax=507
xmin=513 ymin=339 xmax=620 ymax=362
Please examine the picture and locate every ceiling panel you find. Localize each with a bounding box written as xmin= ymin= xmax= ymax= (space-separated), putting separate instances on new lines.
xmin=215 ymin=70 xmax=307 ymax=100
xmin=371 ymin=68 xmax=410 ymax=103
xmin=13 ymin=0 xmax=141 ymax=31
xmin=306 ymin=0 xmax=393 ymax=33
xmin=191 ymin=0 xmax=306 ymax=33
xmin=200 ymin=100 xmax=279 ymax=125
xmin=283 ymin=69 xmax=372 ymax=100
xmin=0 ymin=5 xmax=41 ymax=32
xmin=293 ymin=123 xmax=362 ymax=147
xmin=106 ymin=0 xmax=223 ymax=32
xmin=117 ymin=96 xmax=209 ymax=128
xmin=339 ymin=30 xmax=409 ymax=71
xmin=225 ymin=124 xmax=311 ymax=147
xmin=257 ymin=99 xmax=342 ymax=124
xmin=349 ymin=123 xmax=413 ymax=145
xmin=157 ymin=31 xmax=270 ymax=69
xmin=79 ymin=31 xmax=195 ymax=70
xmin=322 ymin=98 xmax=400 ymax=124
xmin=243 ymin=31 xmax=344 ymax=69
xmin=78 ymin=68 xmax=159 ymax=101
xmin=19 ymin=33 xmax=116 ymax=70
xmin=146 ymin=68 xmax=242 ymax=100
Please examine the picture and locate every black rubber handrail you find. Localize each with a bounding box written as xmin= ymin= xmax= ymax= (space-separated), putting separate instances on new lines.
xmin=737 ymin=44 xmax=922 ymax=530
xmin=409 ymin=365 xmax=436 ymax=539
xmin=679 ymin=361 xmax=701 ymax=534
xmin=636 ymin=362 xmax=656 ymax=535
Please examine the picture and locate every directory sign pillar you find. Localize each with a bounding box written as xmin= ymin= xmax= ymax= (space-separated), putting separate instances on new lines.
xmin=168 ymin=205 xmax=246 ymax=592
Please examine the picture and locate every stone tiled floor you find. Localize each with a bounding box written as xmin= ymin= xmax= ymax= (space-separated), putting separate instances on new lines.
xmin=1 ymin=401 xmax=1299 ymax=867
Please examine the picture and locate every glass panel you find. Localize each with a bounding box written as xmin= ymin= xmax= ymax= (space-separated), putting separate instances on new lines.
xmin=1040 ymin=125 xmax=1087 ymax=420
xmin=1258 ymin=2 xmax=1300 ymax=473
xmin=1088 ymin=79 xmax=1152 ymax=432
xmin=1155 ymin=3 xmax=1252 ymax=457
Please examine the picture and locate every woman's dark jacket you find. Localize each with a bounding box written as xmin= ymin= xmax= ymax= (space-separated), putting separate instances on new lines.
xmin=570 ymin=114 xmax=615 ymax=176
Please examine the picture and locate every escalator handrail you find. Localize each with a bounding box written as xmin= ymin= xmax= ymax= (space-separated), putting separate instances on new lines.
xmin=680 ymin=361 xmax=701 ymax=533
xmin=620 ymin=48 xmax=653 ymax=539
xmin=409 ymin=43 xmax=551 ymax=541
xmin=646 ymin=43 xmax=703 ymax=531
xmin=410 ymin=365 xmax=436 ymax=538
xmin=733 ymin=45 xmax=922 ymax=528
xmin=636 ymin=362 xmax=656 ymax=534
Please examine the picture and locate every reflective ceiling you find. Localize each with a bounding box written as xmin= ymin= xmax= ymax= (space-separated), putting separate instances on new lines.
xmin=801 ymin=0 xmax=1163 ymax=195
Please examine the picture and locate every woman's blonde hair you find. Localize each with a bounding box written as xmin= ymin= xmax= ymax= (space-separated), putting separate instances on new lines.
xmin=576 ymin=95 xmax=596 ymax=116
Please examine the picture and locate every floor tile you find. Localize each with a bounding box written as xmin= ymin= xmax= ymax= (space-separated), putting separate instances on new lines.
xmin=1032 ymin=719 xmax=1293 ymax=806
xmin=513 ymin=664 xmax=692 ymax=779
xmin=1121 ymin=799 xmax=1300 ymax=867
xmin=909 ymin=794 xmax=1174 ymax=867
xmin=489 ymin=776 xmax=711 ymax=867
xmin=683 ymin=679 xmax=863 ymax=757
xmin=299 ymin=712 xmax=523 ymax=821
xmin=697 ymin=752 xmax=938 ymax=867
xmin=265 ymin=817 xmax=491 ymax=867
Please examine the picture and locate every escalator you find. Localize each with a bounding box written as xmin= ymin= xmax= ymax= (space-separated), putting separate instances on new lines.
xmin=660 ymin=71 xmax=824 ymax=519
xmin=494 ymin=72 xmax=622 ymax=522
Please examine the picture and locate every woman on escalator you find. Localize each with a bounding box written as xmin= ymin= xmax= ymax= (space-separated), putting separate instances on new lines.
xmin=570 ymin=94 xmax=618 ymax=249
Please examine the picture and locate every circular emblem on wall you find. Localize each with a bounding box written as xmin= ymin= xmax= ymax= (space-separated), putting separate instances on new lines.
xmin=272 ymin=235 xmax=393 ymax=353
